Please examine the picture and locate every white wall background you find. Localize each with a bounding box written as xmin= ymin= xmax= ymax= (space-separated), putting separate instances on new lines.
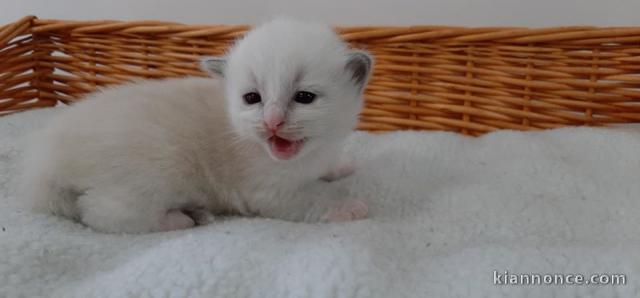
xmin=2 ymin=0 xmax=640 ymax=27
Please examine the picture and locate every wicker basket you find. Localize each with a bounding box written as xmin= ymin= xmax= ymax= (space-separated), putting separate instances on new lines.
xmin=2 ymin=16 xmax=640 ymax=135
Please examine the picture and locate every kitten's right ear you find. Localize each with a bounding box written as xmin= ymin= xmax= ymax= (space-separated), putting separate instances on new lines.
xmin=200 ymin=56 xmax=226 ymax=77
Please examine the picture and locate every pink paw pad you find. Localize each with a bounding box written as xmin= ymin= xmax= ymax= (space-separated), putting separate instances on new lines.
xmin=158 ymin=210 xmax=195 ymax=231
xmin=325 ymin=200 xmax=369 ymax=222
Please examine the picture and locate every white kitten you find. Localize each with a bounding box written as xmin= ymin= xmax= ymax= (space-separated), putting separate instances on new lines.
xmin=20 ymin=18 xmax=373 ymax=233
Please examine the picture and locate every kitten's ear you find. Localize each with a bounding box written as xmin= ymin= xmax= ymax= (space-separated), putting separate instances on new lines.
xmin=345 ymin=50 xmax=374 ymax=91
xmin=200 ymin=56 xmax=226 ymax=77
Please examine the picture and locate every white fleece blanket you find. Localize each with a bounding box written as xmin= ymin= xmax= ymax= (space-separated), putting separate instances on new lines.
xmin=1 ymin=108 xmax=639 ymax=298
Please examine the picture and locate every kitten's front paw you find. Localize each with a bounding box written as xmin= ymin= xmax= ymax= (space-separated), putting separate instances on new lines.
xmin=158 ymin=210 xmax=196 ymax=231
xmin=321 ymin=162 xmax=355 ymax=182
xmin=323 ymin=199 xmax=369 ymax=222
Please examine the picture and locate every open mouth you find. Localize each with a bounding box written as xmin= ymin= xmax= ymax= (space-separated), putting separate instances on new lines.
xmin=267 ymin=135 xmax=306 ymax=160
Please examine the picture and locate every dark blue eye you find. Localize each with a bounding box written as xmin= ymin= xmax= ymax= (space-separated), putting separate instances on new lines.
xmin=294 ymin=91 xmax=316 ymax=104
xmin=243 ymin=92 xmax=261 ymax=105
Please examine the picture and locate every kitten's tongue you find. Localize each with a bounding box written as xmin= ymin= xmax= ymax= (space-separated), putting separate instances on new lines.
xmin=268 ymin=136 xmax=303 ymax=160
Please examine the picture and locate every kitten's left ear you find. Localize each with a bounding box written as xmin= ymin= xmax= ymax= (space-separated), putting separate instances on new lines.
xmin=200 ymin=56 xmax=226 ymax=77
xmin=345 ymin=50 xmax=374 ymax=91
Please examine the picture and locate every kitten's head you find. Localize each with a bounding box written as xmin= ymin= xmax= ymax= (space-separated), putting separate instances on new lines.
xmin=201 ymin=18 xmax=373 ymax=162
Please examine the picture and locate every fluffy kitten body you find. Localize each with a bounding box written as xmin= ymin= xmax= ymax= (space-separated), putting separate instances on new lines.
xmin=21 ymin=19 xmax=373 ymax=233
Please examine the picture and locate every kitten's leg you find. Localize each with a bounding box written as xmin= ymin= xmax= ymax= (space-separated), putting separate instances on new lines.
xmin=256 ymin=182 xmax=368 ymax=223
xmin=302 ymin=195 xmax=369 ymax=223
xmin=322 ymin=199 xmax=368 ymax=222
xmin=321 ymin=161 xmax=355 ymax=182
xmin=77 ymin=187 xmax=194 ymax=233
xmin=321 ymin=152 xmax=355 ymax=182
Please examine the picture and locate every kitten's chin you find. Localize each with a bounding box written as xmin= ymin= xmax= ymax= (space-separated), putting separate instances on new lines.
xmin=266 ymin=136 xmax=306 ymax=161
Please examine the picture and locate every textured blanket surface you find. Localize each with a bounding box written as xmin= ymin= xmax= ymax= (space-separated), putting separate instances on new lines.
xmin=1 ymin=108 xmax=639 ymax=298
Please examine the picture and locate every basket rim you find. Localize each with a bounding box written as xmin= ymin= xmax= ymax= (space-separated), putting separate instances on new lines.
xmin=3 ymin=15 xmax=640 ymax=45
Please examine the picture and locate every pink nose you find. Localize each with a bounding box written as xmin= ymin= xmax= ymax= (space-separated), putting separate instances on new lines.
xmin=264 ymin=105 xmax=284 ymax=131
xmin=265 ymin=118 xmax=284 ymax=131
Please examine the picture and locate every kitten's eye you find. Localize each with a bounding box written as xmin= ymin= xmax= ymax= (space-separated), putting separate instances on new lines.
xmin=243 ymin=92 xmax=261 ymax=105
xmin=293 ymin=91 xmax=316 ymax=104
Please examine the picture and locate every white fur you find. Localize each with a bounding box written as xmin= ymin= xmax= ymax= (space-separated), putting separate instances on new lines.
xmin=20 ymin=19 xmax=373 ymax=233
